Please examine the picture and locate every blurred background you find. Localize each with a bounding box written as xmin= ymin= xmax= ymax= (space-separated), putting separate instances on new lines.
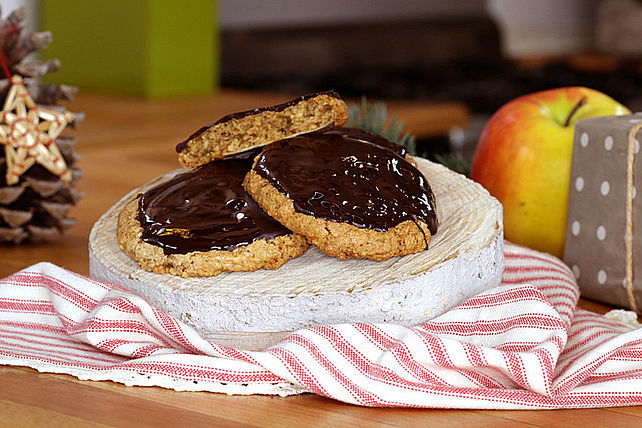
xmin=2 ymin=0 xmax=642 ymax=166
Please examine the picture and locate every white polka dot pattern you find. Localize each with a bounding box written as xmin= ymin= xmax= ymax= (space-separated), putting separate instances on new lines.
xmin=571 ymin=221 xmax=580 ymax=236
xmin=600 ymin=181 xmax=610 ymax=196
xmin=596 ymin=225 xmax=606 ymax=241
xmin=580 ymin=132 xmax=589 ymax=147
xmin=572 ymin=264 xmax=581 ymax=279
xmin=575 ymin=177 xmax=584 ymax=192
xmin=565 ymin=114 xmax=642 ymax=309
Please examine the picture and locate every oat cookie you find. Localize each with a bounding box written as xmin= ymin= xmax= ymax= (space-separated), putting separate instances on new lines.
xmin=176 ymin=90 xmax=349 ymax=168
xmin=243 ymin=133 xmax=438 ymax=261
xmin=322 ymin=127 xmax=417 ymax=165
xmin=117 ymin=159 xmax=308 ymax=277
xmin=322 ymin=127 xmax=406 ymax=156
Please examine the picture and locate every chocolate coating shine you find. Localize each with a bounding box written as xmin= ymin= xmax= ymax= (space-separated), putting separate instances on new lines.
xmin=322 ymin=127 xmax=407 ymax=158
xmin=137 ymin=158 xmax=291 ymax=255
xmin=254 ymin=133 xmax=438 ymax=235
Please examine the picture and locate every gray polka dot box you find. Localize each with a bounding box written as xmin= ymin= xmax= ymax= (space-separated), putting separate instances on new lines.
xmin=565 ymin=113 xmax=642 ymax=313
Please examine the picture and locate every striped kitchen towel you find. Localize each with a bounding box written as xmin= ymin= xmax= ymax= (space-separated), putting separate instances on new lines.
xmin=1 ymin=241 xmax=642 ymax=409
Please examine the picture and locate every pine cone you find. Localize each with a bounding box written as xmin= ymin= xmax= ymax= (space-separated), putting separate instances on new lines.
xmin=0 ymin=6 xmax=83 ymax=243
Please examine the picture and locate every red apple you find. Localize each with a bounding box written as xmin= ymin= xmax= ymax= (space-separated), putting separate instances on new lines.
xmin=471 ymin=87 xmax=630 ymax=258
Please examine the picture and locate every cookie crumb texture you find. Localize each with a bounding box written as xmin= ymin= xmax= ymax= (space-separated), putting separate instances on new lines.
xmin=244 ymin=170 xmax=432 ymax=261
xmin=117 ymin=199 xmax=309 ymax=277
xmin=177 ymin=93 xmax=349 ymax=168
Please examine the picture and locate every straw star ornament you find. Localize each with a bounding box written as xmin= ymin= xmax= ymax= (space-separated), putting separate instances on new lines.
xmin=0 ymin=75 xmax=73 ymax=185
xmin=0 ymin=7 xmax=82 ymax=243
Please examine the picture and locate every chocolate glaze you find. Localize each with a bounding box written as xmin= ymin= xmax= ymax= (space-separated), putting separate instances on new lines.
xmin=176 ymin=90 xmax=341 ymax=153
xmin=254 ymin=133 xmax=438 ymax=235
xmin=137 ymin=158 xmax=291 ymax=255
xmin=322 ymin=127 xmax=407 ymax=157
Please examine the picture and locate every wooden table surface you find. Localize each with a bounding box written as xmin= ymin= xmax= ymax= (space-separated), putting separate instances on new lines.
xmin=1 ymin=90 xmax=641 ymax=427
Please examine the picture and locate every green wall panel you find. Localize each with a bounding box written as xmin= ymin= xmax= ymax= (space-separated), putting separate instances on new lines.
xmin=40 ymin=0 xmax=218 ymax=97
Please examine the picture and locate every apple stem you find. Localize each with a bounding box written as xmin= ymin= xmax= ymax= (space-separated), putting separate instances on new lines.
xmin=564 ymin=96 xmax=587 ymax=127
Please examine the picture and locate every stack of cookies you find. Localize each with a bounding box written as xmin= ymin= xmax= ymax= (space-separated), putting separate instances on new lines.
xmin=117 ymin=91 xmax=439 ymax=278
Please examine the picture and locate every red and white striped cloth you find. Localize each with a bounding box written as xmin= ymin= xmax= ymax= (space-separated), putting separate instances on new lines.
xmin=2 ymin=241 xmax=642 ymax=408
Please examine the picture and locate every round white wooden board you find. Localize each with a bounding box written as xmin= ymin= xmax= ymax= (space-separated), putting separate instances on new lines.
xmin=89 ymin=158 xmax=503 ymax=350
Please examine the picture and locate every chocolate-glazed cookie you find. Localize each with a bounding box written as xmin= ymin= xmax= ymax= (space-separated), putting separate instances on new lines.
xmin=321 ymin=127 xmax=408 ymax=158
xmin=176 ymin=91 xmax=349 ymax=169
xmin=243 ymin=133 xmax=438 ymax=261
xmin=117 ymin=159 xmax=308 ymax=277
xmin=137 ymin=158 xmax=297 ymax=254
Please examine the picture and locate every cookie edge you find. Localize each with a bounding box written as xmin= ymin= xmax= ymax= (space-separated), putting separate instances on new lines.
xmin=243 ymin=169 xmax=432 ymax=261
xmin=177 ymin=92 xmax=349 ymax=168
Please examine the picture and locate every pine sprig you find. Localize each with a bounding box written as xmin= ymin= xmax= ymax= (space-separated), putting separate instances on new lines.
xmin=347 ymin=97 xmax=417 ymax=156
xmin=347 ymin=97 xmax=472 ymax=176
xmin=434 ymin=152 xmax=471 ymax=177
